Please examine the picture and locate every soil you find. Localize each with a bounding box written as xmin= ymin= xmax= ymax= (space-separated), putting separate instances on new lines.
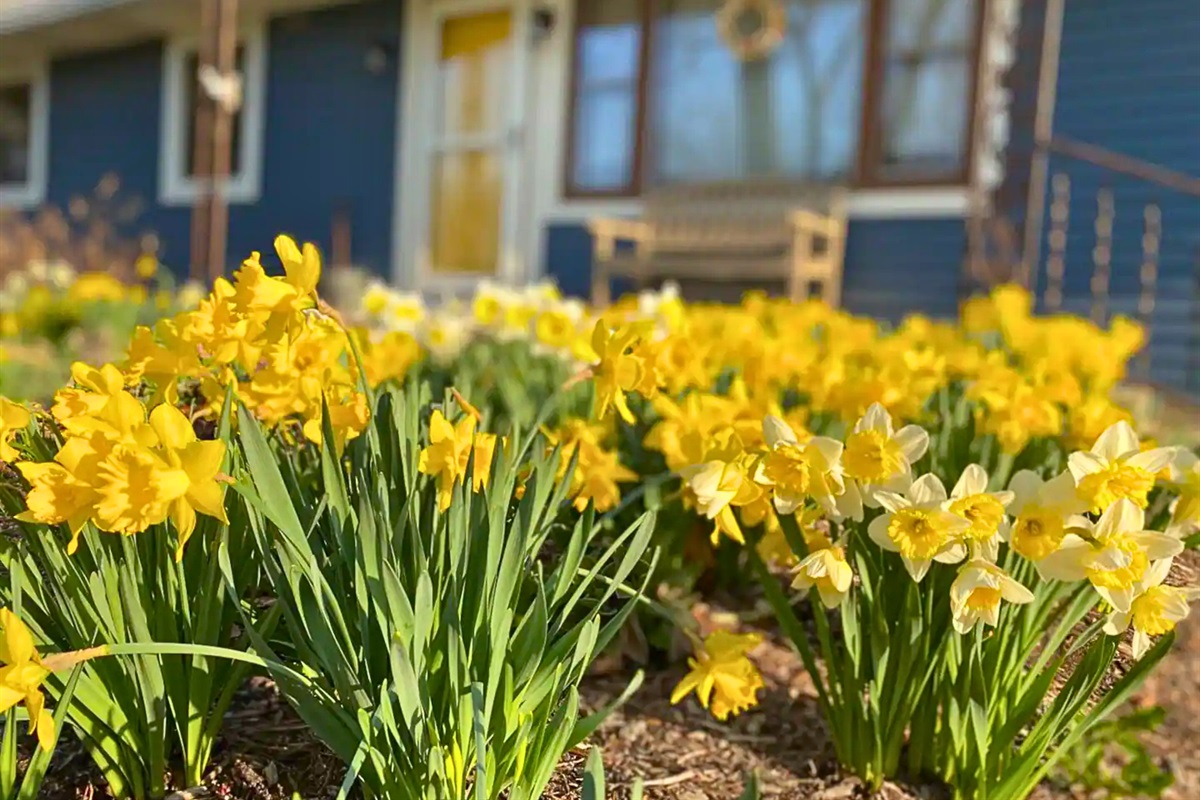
xmin=25 ymin=609 xmax=1200 ymax=800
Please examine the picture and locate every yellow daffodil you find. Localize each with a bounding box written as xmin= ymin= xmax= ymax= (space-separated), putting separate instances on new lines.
xmin=0 ymin=397 xmax=31 ymax=462
xmin=148 ymin=404 xmax=229 ymax=559
xmin=948 ymin=464 xmax=1014 ymax=561
xmin=590 ymin=320 xmax=658 ymax=424
xmin=670 ymin=630 xmax=764 ymax=721
xmin=1068 ymin=421 xmax=1176 ymax=513
xmin=1103 ymin=559 xmax=1194 ymax=658
xmin=842 ymin=403 xmax=929 ymax=511
xmin=791 ymin=544 xmax=853 ymax=608
xmin=274 ymin=234 xmax=322 ymax=298
xmin=680 ymin=432 xmax=763 ymax=545
xmin=868 ymin=474 xmax=970 ymax=582
xmin=418 ymin=409 xmax=499 ymax=511
xmin=949 ymin=559 xmax=1034 ymax=634
xmin=0 ymin=608 xmax=54 ymax=751
xmin=755 ymin=415 xmax=845 ymax=516
xmin=1038 ymin=498 xmax=1183 ymax=612
xmin=1003 ymin=470 xmax=1087 ymax=562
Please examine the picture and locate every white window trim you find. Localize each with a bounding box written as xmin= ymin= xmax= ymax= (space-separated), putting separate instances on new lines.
xmin=158 ymin=23 xmax=267 ymax=206
xmin=0 ymin=63 xmax=49 ymax=210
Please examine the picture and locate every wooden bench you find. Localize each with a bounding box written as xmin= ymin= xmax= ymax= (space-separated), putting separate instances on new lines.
xmin=588 ymin=180 xmax=847 ymax=307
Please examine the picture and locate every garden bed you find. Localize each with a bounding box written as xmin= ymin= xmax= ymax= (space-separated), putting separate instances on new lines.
xmin=29 ymin=600 xmax=1199 ymax=800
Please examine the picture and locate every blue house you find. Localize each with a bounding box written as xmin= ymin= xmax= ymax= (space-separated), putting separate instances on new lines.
xmin=0 ymin=0 xmax=1196 ymax=386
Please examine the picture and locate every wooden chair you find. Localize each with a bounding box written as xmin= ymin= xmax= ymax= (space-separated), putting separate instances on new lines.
xmin=588 ymin=179 xmax=847 ymax=307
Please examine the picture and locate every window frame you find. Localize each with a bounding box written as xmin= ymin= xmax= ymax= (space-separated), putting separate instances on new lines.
xmin=0 ymin=63 xmax=49 ymax=210
xmin=561 ymin=0 xmax=985 ymax=198
xmin=561 ymin=0 xmax=655 ymax=199
xmin=158 ymin=22 xmax=268 ymax=207
xmin=856 ymin=0 xmax=986 ymax=187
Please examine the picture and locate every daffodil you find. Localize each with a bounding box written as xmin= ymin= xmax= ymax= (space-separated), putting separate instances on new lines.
xmin=0 ymin=608 xmax=54 ymax=751
xmin=791 ymin=544 xmax=853 ymax=608
xmin=590 ymin=320 xmax=658 ymax=424
xmin=418 ymin=409 xmax=499 ymax=511
xmin=755 ymin=414 xmax=845 ymax=515
xmin=1103 ymin=558 xmax=1194 ymax=658
xmin=1038 ymin=498 xmax=1184 ymax=612
xmin=274 ymin=234 xmax=322 ymax=298
xmin=947 ymin=464 xmax=1013 ymax=561
xmin=148 ymin=404 xmax=229 ymax=560
xmin=1002 ymin=470 xmax=1086 ymax=562
xmin=868 ymin=474 xmax=969 ymax=582
xmin=949 ymin=559 xmax=1034 ymax=634
xmin=1165 ymin=448 xmax=1200 ymax=535
xmin=680 ymin=432 xmax=763 ymax=545
xmin=841 ymin=403 xmax=928 ymax=511
xmin=0 ymin=396 xmax=30 ymax=462
xmin=1068 ymin=421 xmax=1176 ymax=513
xmin=670 ymin=630 xmax=764 ymax=721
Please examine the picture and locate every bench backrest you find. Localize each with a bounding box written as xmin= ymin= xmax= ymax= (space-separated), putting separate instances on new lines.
xmin=641 ymin=179 xmax=845 ymax=253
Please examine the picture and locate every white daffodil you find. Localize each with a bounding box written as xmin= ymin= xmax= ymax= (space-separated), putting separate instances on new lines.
xmin=1001 ymin=469 xmax=1087 ymax=562
xmin=1068 ymin=421 xmax=1176 ymax=513
xmin=756 ymin=415 xmax=845 ymax=516
xmin=1103 ymin=558 xmax=1196 ymax=659
xmin=950 ymin=559 xmax=1035 ymax=634
xmin=1038 ymin=498 xmax=1184 ymax=612
xmin=868 ymin=473 xmax=969 ymax=582
xmin=840 ymin=403 xmax=929 ymax=516
xmin=791 ymin=544 xmax=854 ymax=609
xmin=947 ymin=464 xmax=1014 ymax=561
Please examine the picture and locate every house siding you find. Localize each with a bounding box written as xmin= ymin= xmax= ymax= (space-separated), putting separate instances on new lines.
xmin=1038 ymin=0 xmax=1200 ymax=388
xmin=44 ymin=0 xmax=401 ymax=277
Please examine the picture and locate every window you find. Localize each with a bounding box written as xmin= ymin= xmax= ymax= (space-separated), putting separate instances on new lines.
xmin=861 ymin=0 xmax=980 ymax=184
xmin=0 ymin=68 xmax=48 ymax=208
xmin=565 ymin=0 xmax=980 ymax=196
xmin=159 ymin=26 xmax=267 ymax=205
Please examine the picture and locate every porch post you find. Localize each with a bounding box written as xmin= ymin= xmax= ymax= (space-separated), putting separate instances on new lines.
xmin=1018 ymin=0 xmax=1065 ymax=291
xmin=206 ymin=0 xmax=240 ymax=283
xmin=188 ymin=0 xmax=219 ymax=281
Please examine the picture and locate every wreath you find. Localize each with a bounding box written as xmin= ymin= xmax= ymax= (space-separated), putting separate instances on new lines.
xmin=716 ymin=0 xmax=787 ymax=62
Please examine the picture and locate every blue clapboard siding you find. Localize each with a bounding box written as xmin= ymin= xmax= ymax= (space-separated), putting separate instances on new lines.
xmin=544 ymin=217 xmax=966 ymax=324
xmin=1037 ymin=0 xmax=1200 ymax=389
xmin=45 ymin=0 xmax=401 ymax=277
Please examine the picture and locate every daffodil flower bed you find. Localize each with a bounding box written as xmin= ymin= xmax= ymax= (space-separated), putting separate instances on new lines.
xmin=0 ymin=235 xmax=1193 ymax=800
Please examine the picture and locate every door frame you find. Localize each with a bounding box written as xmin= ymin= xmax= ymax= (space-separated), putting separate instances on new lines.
xmin=392 ymin=0 xmax=535 ymax=295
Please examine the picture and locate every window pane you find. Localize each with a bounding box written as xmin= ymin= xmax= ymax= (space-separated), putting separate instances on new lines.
xmin=0 ymin=83 xmax=31 ymax=185
xmin=570 ymin=0 xmax=640 ymax=192
xmin=429 ymin=149 xmax=502 ymax=274
xmin=887 ymin=0 xmax=973 ymax=53
xmin=184 ymin=47 xmax=246 ymax=178
xmin=439 ymin=11 xmax=511 ymax=136
xmin=880 ymin=59 xmax=969 ymax=176
xmin=647 ymin=0 xmax=866 ymax=185
xmin=876 ymin=0 xmax=977 ymax=180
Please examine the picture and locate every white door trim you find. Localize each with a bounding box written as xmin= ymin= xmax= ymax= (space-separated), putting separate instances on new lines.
xmin=391 ymin=0 xmax=535 ymax=294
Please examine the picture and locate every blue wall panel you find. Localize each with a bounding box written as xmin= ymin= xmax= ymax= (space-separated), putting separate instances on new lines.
xmin=45 ymin=0 xmax=401 ymax=279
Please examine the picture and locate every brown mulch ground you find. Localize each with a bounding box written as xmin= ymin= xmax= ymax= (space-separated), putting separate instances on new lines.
xmin=27 ymin=610 xmax=1200 ymax=800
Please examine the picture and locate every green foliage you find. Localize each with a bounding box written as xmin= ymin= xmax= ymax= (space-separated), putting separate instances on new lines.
xmin=0 ymin=403 xmax=270 ymax=798
xmin=230 ymin=385 xmax=657 ymax=799
xmin=1052 ymin=705 xmax=1174 ymax=798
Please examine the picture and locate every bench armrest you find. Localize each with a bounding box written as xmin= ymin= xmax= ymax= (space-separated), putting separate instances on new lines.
xmin=587 ymin=217 xmax=653 ymax=260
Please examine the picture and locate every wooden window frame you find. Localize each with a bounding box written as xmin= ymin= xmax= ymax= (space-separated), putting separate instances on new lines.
xmin=562 ymin=0 xmax=986 ymax=198
xmin=856 ymin=0 xmax=986 ymax=188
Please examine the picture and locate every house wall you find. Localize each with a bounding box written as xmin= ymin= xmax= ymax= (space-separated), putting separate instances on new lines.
xmin=1038 ymin=0 xmax=1200 ymax=387
xmin=44 ymin=0 xmax=401 ymax=276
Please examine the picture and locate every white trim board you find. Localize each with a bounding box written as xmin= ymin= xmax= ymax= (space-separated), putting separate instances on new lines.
xmin=541 ymin=187 xmax=972 ymax=224
xmin=158 ymin=22 xmax=268 ymax=207
xmin=0 ymin=62 xmax=49 ymax=209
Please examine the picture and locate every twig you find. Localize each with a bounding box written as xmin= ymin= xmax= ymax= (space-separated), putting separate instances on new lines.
xmin=641 ymin=770 xmax=697 ymax=787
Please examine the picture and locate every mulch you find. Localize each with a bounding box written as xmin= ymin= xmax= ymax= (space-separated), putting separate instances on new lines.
xmin=26 ymin=607 xmax=1200 ymax=800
